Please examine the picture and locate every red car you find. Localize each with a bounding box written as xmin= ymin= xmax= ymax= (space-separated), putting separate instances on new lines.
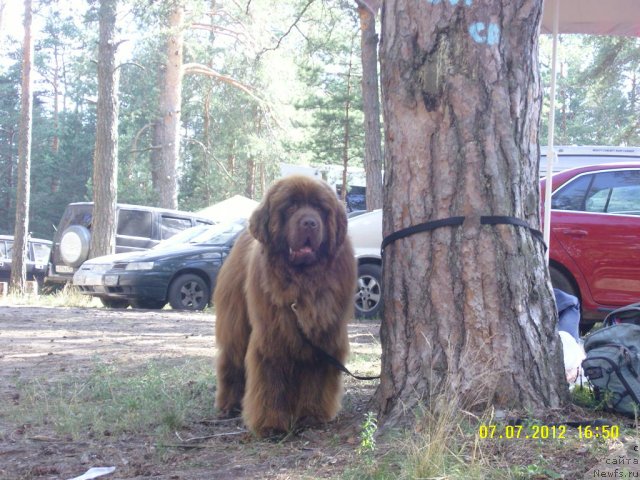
xmin=541 ymin=163 xmax=640 ymax=328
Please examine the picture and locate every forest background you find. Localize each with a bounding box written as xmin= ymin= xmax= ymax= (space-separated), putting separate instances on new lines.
xmin=0 ymin=0 xmax=639 ymax=241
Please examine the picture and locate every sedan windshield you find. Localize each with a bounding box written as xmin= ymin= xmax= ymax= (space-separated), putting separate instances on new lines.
xmin=153 ymin=224 xmax=212 ymax=250
xmin=152 ymin=220 xmax=246 ymax=250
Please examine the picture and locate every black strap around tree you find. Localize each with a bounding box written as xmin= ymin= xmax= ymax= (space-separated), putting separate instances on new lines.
xmin=381 ymin=215 xmax=546 ymax=254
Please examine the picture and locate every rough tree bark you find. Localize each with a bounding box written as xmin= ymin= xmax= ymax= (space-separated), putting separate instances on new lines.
xmin=356 ymin=0 xmax=383 ymax=211
xmin=89 ymin=0 xmax=120 ymax=260
xmin=376 ymin=0 xmax=567 ymax=426
xmin=152 ymin=2 xmax=184 ymax=209
xmin=341 ymin=46 xmax=354 ymax=204
xmin=9 ymin=0 xmax=33 ymax=295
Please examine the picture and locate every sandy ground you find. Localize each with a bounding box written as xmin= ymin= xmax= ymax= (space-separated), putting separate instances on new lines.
xmin=0 ymin=305 xmax=380 ymax=480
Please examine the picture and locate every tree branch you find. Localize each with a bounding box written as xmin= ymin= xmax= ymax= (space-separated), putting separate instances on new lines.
xmin=355 ymin=0 xmax=380 ymax=17
xmin=129 ymin=122 xmax=156 ymax=166
xmin=257 ymin=0 xmax=316 ymax=59
xmin=190 ymin=23 xmax=244 ymax=39
xmin=185 ymin=137 xmax=235 ymax=181
xmin=115 ymin=61 xmax=145 ymax=72
xmin=182 ymin=63 xmax=264 ymax=104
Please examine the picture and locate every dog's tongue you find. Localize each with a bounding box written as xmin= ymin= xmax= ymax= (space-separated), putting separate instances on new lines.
xmin=290 ymin=246 xmax=314 ymax=261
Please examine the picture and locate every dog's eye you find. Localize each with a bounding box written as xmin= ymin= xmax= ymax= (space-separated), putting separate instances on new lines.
xmin=284 ymin=204 xmax=297 ymax=217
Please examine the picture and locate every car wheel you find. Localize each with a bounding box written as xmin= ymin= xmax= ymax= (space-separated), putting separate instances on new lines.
xmin=59 ymin=225 xmax=91 ymax=268
xmin=100 ymin=297 xmax=129 ymax=309
xmin=549 ymin=265 xmax=578 ymax=299
xmin=131 ymin=298 xmax=167 ymax=310
xmin=34 ymin=275 xmax=45 ymax=290
xmin=355 ymin=263 xmax=383 ymax=319
xmin=549 ymin=265 xmax=594 ymax=334
xmin=168 ymin=273 xmax=210 ymax=311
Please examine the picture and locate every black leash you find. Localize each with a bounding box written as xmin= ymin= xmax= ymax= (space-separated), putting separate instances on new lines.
xmin=291 ymin=303 xmax=380 ymax=381
xmin=381 ymin=215 xmax=546 ymax=254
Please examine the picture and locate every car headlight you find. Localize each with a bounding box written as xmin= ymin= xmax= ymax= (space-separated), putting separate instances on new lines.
xmin=85 ymin=264 xmax=112 ymax=273
xmin=125 ymin=261 xmax=155 ymax=271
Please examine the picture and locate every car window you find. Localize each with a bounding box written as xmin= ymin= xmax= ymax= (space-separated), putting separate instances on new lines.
xmin=553 ymin=169 xmax=640 ymax=215
xmin=153 ymin=224 xmax=210 ymax=249
xmin=61 ymin=205 xmax=93 ymax=230
xmin=32 ymin=243 xmax=51 ymax=263
xmin=0 ymin=241 xmax=6 ymax=259
xmin=5 ymin=240 xmax=13 ymax=260
xmin=194 ymin=221 xmax=247 ymax=245
xmin=160 ymin=216 xmax=194 ymax=240
xmin=585 ymin=170 xmax=640 ymax=215
xmin=551 ymin=174 xmax=593 ymax=211
xmin=607 ymin=186 xmax=640 ymax=214
xmin=117 ymin=210 xmax=153 ymax=238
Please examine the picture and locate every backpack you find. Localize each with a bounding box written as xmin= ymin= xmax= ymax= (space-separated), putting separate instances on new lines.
xmin=603 ymin=302 xmax=640 ymax=326
xmin=582 ymin=322 xmax=640 ymax=417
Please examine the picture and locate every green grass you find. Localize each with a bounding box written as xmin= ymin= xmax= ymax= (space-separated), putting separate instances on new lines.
xmin=10 ymin=357 xmax=216 ymax=440
xmin=0 ymin=285 xmax=216 ymax=313
xmin=338 ymin=380 xmax=632 ymax=480
xmin=0 ymin=283 xmax=101 ymax=308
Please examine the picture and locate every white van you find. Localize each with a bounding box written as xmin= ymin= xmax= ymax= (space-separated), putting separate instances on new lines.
xmin=540 ymin=145 xmax=640 ymax=176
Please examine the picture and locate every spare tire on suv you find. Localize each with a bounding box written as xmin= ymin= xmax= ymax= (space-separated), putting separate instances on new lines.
xmin=59 ymin=225 xmax=91 ymax=268
xmin=47 ymin=202 xmax=214 ymax=284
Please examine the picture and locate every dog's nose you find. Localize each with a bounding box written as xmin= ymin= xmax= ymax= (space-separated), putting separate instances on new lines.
xmin=300 ymin=215 xmax=318 ymax=230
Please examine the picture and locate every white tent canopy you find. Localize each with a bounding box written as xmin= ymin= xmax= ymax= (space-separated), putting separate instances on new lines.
xmin=542 ymin=0 xmax=640 ymax=36
xmin=540 ymin=0 xmax=640 ymax=261
xmin=196 ymin=195 xmax=258 ymax=224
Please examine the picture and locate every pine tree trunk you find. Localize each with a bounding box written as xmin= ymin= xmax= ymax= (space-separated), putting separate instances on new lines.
xmin=9 ymin=0 xmax=33 ymax=295
xmin=151 ymin=3 xmax=184 ymax=209
xmin=89 ymin=0 xmax=119 ymax=260
xmin=376 ymin=0 xmax=567 ymax=426
xmin=357 ymin=1 xmax=383 ymax=211
xmin=341 ymin=52 xmax=353 ymax=204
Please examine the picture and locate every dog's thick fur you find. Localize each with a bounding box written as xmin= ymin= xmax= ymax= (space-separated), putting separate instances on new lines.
xmin=214 ymin=175 xmax=356 ymax=437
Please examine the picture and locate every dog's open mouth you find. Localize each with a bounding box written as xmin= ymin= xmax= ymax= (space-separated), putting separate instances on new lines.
xmin=289 ymin=242 xmax=317 ymax=265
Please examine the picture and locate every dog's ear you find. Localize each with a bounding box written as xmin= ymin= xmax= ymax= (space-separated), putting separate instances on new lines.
xmin=249 ymin=196 xmax=271 ymax=244
xmin=328 ymin=199 xmax=348 ymax=256
xmin=317 ymin=181 xmax=347 ymax=256
xmin=249 ymin=177 xmax=290 ymax=245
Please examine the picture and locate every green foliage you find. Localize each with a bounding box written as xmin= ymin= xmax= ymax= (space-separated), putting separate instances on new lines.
xmin=540 ymin=35 xmax=640 ymax=146
xmin=287 ymin=1 xmax=365 ymax=169
xmin=570 ymin=385 xmax=600 ymax=409
xmin=1 ymin=2 xmax=638 ymax=240
xmin=0 ymin=58 xmax=22 ymax=235
xmin=510 ymin=462 xmax=564 ymax=479
xmin=358 ymin=411 xmax=378 ymax=455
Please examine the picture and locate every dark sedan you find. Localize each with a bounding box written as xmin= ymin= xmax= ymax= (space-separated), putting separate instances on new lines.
xmin=73 ymin=221 xmax=246 ymax=310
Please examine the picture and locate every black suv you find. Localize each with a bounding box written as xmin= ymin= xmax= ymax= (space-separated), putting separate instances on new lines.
xmin=48 ymin=202 xmax=214 ymax=284
xmin=0 ymin=235 xmax=52 ymax=287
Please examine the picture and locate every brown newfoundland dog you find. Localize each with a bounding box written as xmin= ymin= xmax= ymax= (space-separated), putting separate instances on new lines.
xmin=214 ymin=175 xmax=356 ymax=437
